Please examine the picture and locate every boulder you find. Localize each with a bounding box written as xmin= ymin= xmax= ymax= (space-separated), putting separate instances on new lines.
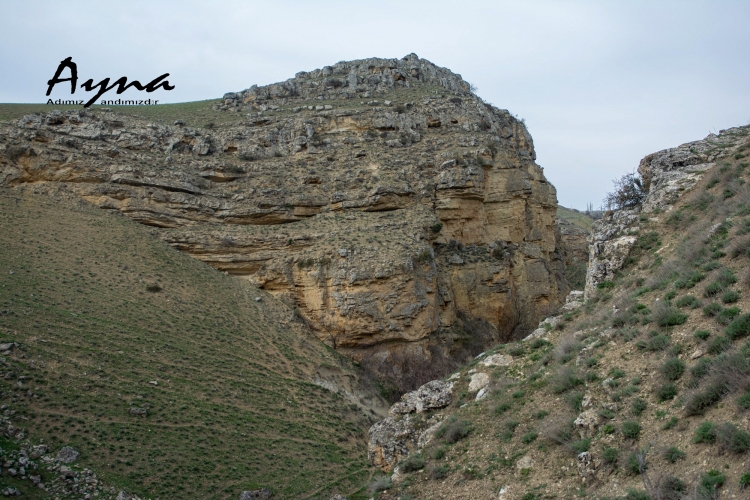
xmin=368 ymin=416 xmax=418 ymax=471
xmin=468 ymin=372 xmax=490 ymax=392
xmin=55 ymin=446 xmax=79 ymax=464
xmin=239 ymin=488 xmax=272 ymax=500
xmin=389 ymin=380 xmax=453 ymax=414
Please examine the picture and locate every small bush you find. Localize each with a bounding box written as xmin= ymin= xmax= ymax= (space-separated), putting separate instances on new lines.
xmin=690 ymin=357 xmax=713 ymax=383
xmin=657 ymin=384 xmax=678 ymax=402
xmin=568 ymin=438 xmax=590 ymax=454
xmin=694 ymin=329 xmax=711 ymax=341
xmin=623 ymin=489 xmax=649 ymax=500
xmin=550 ymin=366 xmax=584 ymax=394
xmin=700 ymin=469 xmax=726 ymax=496
xmin=659 ymin=475 xmax=686 ymax=500
xmin=726 ymin=313 xmax=750 ymax=341
xmin=541 ymin=418 xmax=574 ymax=445
xmin=662 ymin=416 xmax=679 ymax=430
xmin=740 ymin=471 xmax=750 ymax=489
xmin=399 ymin=453 xmax=425 ymax=472
xmin=441 ymin=419 xmax=472 ymax=444
xmin=675 ymin=295 xmax=701 ymax=308
xmin=660 ymin=357 xmax=686 ymax=381
xmin=554 ymin=336 xmax=583 ymax=364
xmin=664 ymin=446 xmax=686 ymax=463
xmin=432 ymin=446 xmax=446 ymax=460
xmin=602 ymin=447 xmax=618 ymax=464
xmin=738 ymin=391 xmax=750 ymax=409
xmin=639 ymin=334 xmax=670 ymax=351
xmin=430 ymin=222 xmax=443 ymax=233
xmin=718 ymin=268 xmax=738 ymax=286
xmin=631 ymin=398 xmax=647 ymax=416
xmin=622 ymin=421 xmax=641 ymax=440
xmin=707 ymin=335 xmax=731 ymax=355
xmin=429 ymin=464 xmax=449 ymax=480
xmin=565 ymin=391 xmax=584 ymax=412
xmin=521 ymin=431 xmax=538 ymax=444
xmin=704 ymin=281 xmax=726 ymax=297
xmin=654 ymin=303 xmax=688 ymax=327
xmin=609 ymin=368 xmax=626 ymax=379
xmin=721 ymin=290 xmax=740 ymax=303
xmin=703 ymin=302 xmax=723 ymax=317
xmin=716 ymin=422 xmax=750 ymax=454
xmin=717 ymin=306 xmax=740 ymax=326
xmin=368 ymin=476 xmax=392 ymax=493
xmin=693 ymin=421 xmax=717 ymax=443
xmin=625 ymin=451 xmax=645 ymax=475
xmin=494 ymin=402 xmax=511 ymax=415
xmin=602 ymin=423 xmax=616 ymax=434
xmin=534 ymin=410 xmax=549 ymax=420
xmin=685 ymin=383 xmax=727 ymax=415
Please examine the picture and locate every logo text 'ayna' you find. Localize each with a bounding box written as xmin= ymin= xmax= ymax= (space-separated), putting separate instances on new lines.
xmin=46 ymin=57 xmax=175 ymax=108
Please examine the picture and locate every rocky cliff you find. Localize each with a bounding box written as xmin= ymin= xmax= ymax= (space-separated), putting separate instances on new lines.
xmin=585 ymin=125 xmax=750 ymax=297
xmin=0 ymin=53 xmax=567 ymax=391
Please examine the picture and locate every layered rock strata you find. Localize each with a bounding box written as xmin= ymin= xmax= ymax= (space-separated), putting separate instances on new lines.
xmin=0 ymin=54 xmax=567 ymax=391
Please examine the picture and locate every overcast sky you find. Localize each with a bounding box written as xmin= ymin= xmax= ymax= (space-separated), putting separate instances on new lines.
xmin=1 ymin=1 xmax=749 ymax=209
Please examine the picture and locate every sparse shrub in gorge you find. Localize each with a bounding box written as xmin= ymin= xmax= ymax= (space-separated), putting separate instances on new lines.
xmin=703 ymin=302 xmax=723 ymax=317
xmin=640 ymin=334 xmax=670 ymax=351
xmin=726 ymin=313 xmax=750 ymax=341
xmin=657 ymin=384 xmax=678 ymax=402
xmin=565 ymin=391 xmax=584 ymax=412
xmin=717 ymin=306 xmax=740 ymax=325
xmin=622 ymin=421 xmax=641 ymax=439
xmin=699 ymin=469 xmax=726 ymax=496
xmin=653 ymin=303 xmax=688 ymax=327
xmin=494 ymin=402 xmax=511 ymax=415
xmin=704 ymin=281 xmax=726 ymax=297
xmin=740 ymin=471 xmax=750 ymax=489
xmin=685 ymin=383 xmax=727 ymax=415
xmin=625 ymin=451 xmax=645 ymax=475
xmin=664 ymin=446 xmax=686 ymax=463
xmin=439 ymin=418 xmax=472 ymax=444
xmin=631 ymin=398 xmax=647 ymax=416
xmin=602 ymin=447 xmax=618 ymax=464
xmin=716 ymin=422 xmax=750 ymax=454
xmin=568 ymin=438 xmax=590 ymax=454
xmin=721 ymin=290 xmax=740 ymax=303
xmin=550 ymin=366 xmax=583 ymax=394
xmin=429 ymin=464 xmax=449 ymax=480
xmin=623 ymin=489 xmax=649 ymax=500
xmin=693 ymin=421 xmax=717 ymax=443
xmin=661 ymin=357 xmax=686 ymax=381
xmin=368 ymin=476 xmax=392 ymax=493
xmin=706 ymin=335 xmax=730 ymax=355
xmin=738 ymin=391 xmax=750 ymax=409
xmin=662 ymin=416 xmax=679 ymax=430
xmin=399 ymin=453 xmax=425 ymax=472
xmin=658 ymin=475 xmax=686 ymax=500
xmin=675 ymin=294 xmax=701 ymax=308
xmin=521 ymin=431 xmax=538 ymax=444
xmin=693 ymin=329 xmax=711 ymax=341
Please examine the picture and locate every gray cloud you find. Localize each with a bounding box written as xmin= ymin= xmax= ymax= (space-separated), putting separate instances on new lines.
xmin=1 ymin=0 xmax=748 ymax=208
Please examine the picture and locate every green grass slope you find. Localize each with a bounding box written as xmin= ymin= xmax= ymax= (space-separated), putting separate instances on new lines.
xmin=0 ymin=186 xmax=379 ymax=499
xmin=556 ymin=206 xmax=594 ymax=231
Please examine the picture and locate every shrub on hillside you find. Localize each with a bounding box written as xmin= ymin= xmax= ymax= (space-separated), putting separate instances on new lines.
xmin=661 ymin=357 xmax=686 ymax=381
xmin=603 ymin=172 xmax=647 ymax=210
xmin=653 ymin=303 xmax=687 ymax=327
xmin=675 ymin=294 xmax=701 ymax=308
xmin=716 ymin=422 xmax=750 ymax=454
xmin=550 ymin=366 xmax=584 ymax=394
xmin=622 ymin=421 xmax=641 ymax=440
xmin=726 ymin=313 xmax=750 ymax=340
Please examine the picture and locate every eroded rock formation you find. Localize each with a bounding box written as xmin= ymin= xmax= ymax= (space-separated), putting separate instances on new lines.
xmin=0 ymin=54 xmax=567 ymax=391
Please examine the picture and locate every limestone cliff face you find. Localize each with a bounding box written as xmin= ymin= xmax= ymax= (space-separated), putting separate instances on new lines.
xmin=0 ymin=54 xmax=567 ymax=391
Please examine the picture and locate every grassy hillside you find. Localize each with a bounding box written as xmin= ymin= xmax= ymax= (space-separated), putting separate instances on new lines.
xmin=373 ymin=135 xmax=750 ymax=499
xmin=0 ymin=100 xmax=237 ymax=129
xmin=0 ymin=185 xmax=381 ymax=499
xmin=557 ymin=206 xmax=595 ymax=231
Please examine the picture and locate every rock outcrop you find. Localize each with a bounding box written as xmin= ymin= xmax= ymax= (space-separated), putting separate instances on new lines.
xmin=638 ymin=126 xmax=749 ymax=213
xmin=584 ymin=125 xmax=750 ymax=298
xmin=0 ymin=54 xmax=567 ymax=391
